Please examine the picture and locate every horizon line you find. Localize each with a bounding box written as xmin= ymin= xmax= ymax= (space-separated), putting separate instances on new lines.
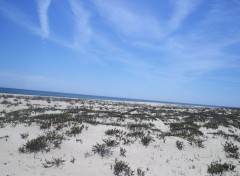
xmin=0 ymin=86 xmax=238 ymax=108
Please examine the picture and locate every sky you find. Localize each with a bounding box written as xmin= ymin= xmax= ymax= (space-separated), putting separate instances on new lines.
xmin=0 ymin=0 xmax=240 ymax=107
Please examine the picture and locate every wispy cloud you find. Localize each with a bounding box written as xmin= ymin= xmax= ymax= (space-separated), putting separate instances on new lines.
xmin=68 ymin=0 xmax=92 ymax=50
xmin=168 ymin=0 xmax=199 ymax=33
xmin=1 ymin=0 xmax=239 ymax=87
xmin=92 ymin=0 xmax=163 ymax=40
xmin=36 ymin=0 xmax=52 ymax=38
xmin=0 ymin=1 xmax=41 ymax=36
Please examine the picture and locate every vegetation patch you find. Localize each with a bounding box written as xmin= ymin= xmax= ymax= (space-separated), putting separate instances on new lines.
xmin=103 ymin=138 xmax=120 ymax=147
xmin=176 ymin=140 xmax=184 ymax=150
xmin=120 ymin=147 xmax=127 ymax=157
xmin=223 ymin=141 xmax=239 ymax=159
xmin=66 ymin=125 xmax=84 ymax=137
xmin=92 ymin=143 xmax=112 ymax=158
xmin=105 ymin=128 xmax=122 ymax=136
xmin=20 ymin=132 xmax=29 ymax=139
xmin=141 ymin=135 xmax=153 ymax=146
xmin=207 ymin=161 xmax=235 ymax=175
xmin=42 ymin=157 xmax=65 ymax=168
xmin=112 ymin=159 xmax=134 ymax=176
xmin=19 ymin=131 xmax=64 ymax=153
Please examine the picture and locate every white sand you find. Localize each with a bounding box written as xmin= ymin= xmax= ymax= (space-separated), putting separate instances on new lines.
xmin=0 ymin=94 xmax=240 ymax=176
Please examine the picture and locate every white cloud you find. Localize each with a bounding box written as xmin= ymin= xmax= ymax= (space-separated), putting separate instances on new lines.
xmin=168 ymin=0 xmax=199 ymax=32
xmin=68 ymin=0 xmax=92 ymax=50
xmin=0 ymin=1 xmax=41 ymax=36
xmin=92 ymin=0 xmax=163 ymax=40
xmin=36 ymin=0 xmax=52 ymax=38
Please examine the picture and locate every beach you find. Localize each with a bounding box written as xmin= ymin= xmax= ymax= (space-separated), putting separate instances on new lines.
xmin=0 ymin=93 xmax=240 ymax=176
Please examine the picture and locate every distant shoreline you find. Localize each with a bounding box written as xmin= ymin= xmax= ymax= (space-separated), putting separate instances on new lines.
xmin=0 ymin=87 xmax=235 ymax=108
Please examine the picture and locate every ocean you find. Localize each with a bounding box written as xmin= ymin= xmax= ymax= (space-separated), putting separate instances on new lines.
xmin=0 ymin=87 xmax=222 ymax=108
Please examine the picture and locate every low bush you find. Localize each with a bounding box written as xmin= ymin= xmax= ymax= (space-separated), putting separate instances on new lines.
xmin=105 ymin=128 xmax=121 ymax=136
xmin=128 ymin=123 xmax=151 ymax=131
xmin=207 ymin=161 xmax=235 ymax=175
xmin=112 ymin=159 xmax=134 ymax=176
xmin=20 ymin=132 xmax=29 ymax=139
xmin=19 ymin=131 xmax=64 ymax=153
xmin=103 ymin=138 xmax=120 ymax=147
xmin=66 ymin=125 xmax=84 ymax=137
xmin=70 ymin=156 xmax=76 ymax=163
xmin=176 ymin=140 xmax=184 ymax=150
xmin=223 ymin=141 xmax=239 ymax=159
xmin=92 ymin=143 xmax=112 ymax=158
xmin=120 ymin=147 xmax=126 ymax=157
xmin=141 ymin=136 xmax=153 ymax=146
xmin=137 ymin=168 xmax=145 ymax=176
xmin=40 ymin=122 xmax=51 ymax=130
xmin=42 ymin=157 xmax=65 ymax=168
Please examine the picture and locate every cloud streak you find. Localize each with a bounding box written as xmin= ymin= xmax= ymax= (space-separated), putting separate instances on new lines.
xmin=68 ymin=0 xmax=92 ymax=50
xmin=92 ymin=0 xmax=163 ymax=40
xmin=168 ymin=0 xmax=199 ymax=32
xmin=1 ymin=0 xmax=239 ymax=87
xmin=0 ymin=1 xmax=41 ymax=36
xmin=36 ymin=0 xmax=52 ymax=38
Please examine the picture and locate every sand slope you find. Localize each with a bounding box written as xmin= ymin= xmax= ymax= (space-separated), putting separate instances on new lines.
xmin=0 ymin=94 xmax=240 ymax=176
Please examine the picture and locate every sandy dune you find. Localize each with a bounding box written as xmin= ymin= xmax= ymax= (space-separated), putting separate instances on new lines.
xmin=0 ymin=94 xmax=240 ymax=176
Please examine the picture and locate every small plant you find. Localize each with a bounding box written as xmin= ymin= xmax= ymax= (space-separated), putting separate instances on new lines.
xmin=19 ymin=131 xmax=64 ymax=153
xmin=105 ymin=128 xmax=121 ymax=136
xmin=0 ymin=122 xmax=4 ymax=128
xmin=40 ymin=122 xmax=51 ymax=130
xmin=66 ymin=125 xmax=84 ymax=137
xmin=42 ymin=157 xmax=65 ymax=168
xmin=20 ymin=132 xmax=29 ymax=139
xmin=122 ymin=137 xmax=132 ymax=145
xmin=128 ymin=123 xmax=150 ymax=131
xmin=92 ymin=143 xmax=112 ymax=158
xmin=207 ymin=161 xmax=235 ymax=175
xmin=127 ymin=131 xmax=144 ymax=138
xmin=120 ymin=147 xmax=126 ymax=157
xmin=112 ymin=159 xmax=134 ymax=176
xmin=137 ymin=168 xmax=145 ymax=176
xmin=188 ymin=137 xmax=204 ymax=148
xmin=70 ymin=156 xmax=76 ymax=163
xmin=176 ymin=140 xmax=184 ymax=150
xmin=223 ymin=141 xmax=239 ymax=159
xmin=1 ymin=100 xmax=11 ymax=104
xmin=20 ymin=135 xmax=48 ymax=153
xmin=141 ymin=136 xmax=153 ymax=146
xmin=18 ymin=146 xmax=25 ymax=153
xmin=103 ymin=138 xmax=120 ymax=147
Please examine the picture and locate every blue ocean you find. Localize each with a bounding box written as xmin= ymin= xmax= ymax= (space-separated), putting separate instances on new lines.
xmin=0 ymin=87 xmax=221 ymax=108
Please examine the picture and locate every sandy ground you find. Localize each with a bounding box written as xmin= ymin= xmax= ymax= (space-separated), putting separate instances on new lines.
xmin=0 ymin=93 xmax=240 ymax=176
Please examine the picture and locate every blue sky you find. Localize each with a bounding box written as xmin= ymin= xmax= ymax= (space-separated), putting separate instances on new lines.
xmin=0 ymin=0 xmax=240 ymax=107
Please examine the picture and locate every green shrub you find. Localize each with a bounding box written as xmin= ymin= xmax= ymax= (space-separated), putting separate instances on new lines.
xmin=103 ymin=138 xmax=120 ymax=147
xmin=141 ymin=136 xmax=153 ymax=146
xmin=120 ymin=147 xmax=126 ymax=157
xmin=40 ymin=122 xmax=52 ymax=130
xmin=66 ymin=125 xmax=84 ymax=137
xmin=207 ymin=161 xmax=235 ymax=175
xmin=92 ymin=143 xmax=112 ymax=158
xmin=20 ymin=132 xmax=29 ymax=139
xmin=223 ymin=141 xmax=239 ymax=159
xmin=127 ymin=131 xmax=144 ymax=138
xmin=112 ymin=159 xmax=134 ymax=176
xmin=42 ymin=157 xmax=65 ymax=168
xmin=137 ymin=168 xmax=145 ymax=176
xmin=176 ymin=140 xmax=184 ymax=150
xmin=128 ymin=123 xmax=151 ymax=131
xmin=19 ymin=131 xmax=64 ymax=153
xmin=105 ymin=128 xmax=121 ymax=136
